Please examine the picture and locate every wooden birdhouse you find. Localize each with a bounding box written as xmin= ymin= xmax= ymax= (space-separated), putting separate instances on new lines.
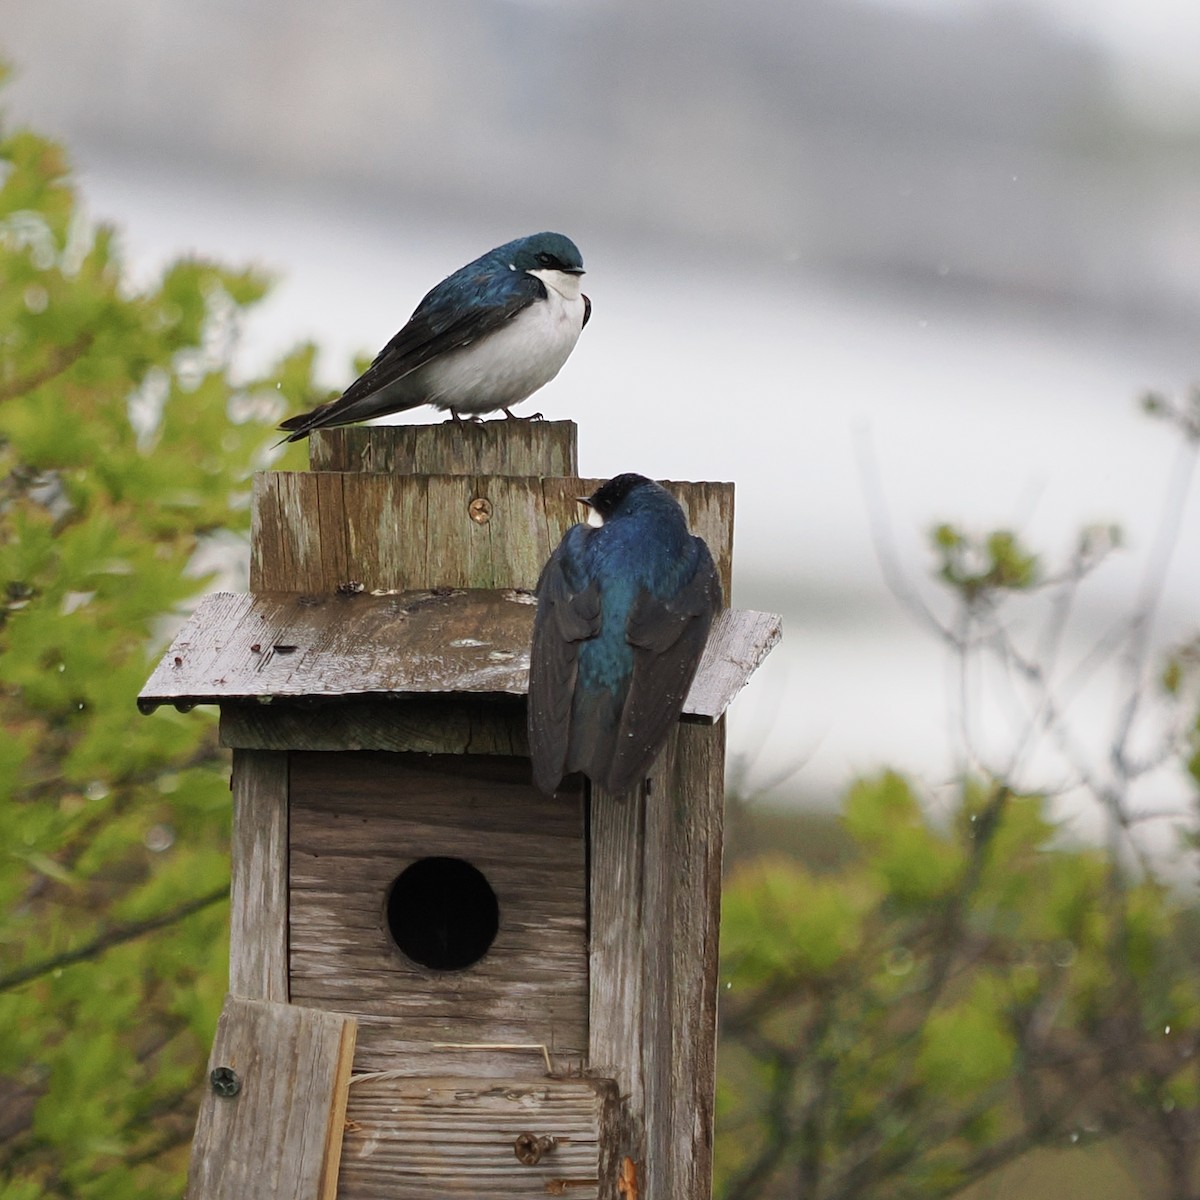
xmin=139 ymin=421 xmax=780 ymax=1200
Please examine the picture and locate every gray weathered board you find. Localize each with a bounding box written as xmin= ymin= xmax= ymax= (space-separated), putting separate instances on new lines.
xmin=138 ymin=589 xmax=781 ymax=725
xmin=289 ymin=753 xmax=588 ymax=1078
xmin=187 ymin=995 xmax=357 ymax=1200
xmin=588 ymin=720 xmax=726 ymax=1200
xmin=250 ymin=472 xmax=735 ymax=598
xmin=338 ymin=1076 xmax=616 ymax=1199
xmin=309 ymin=421 xmax=578 ymax=477
xmin=229 ymin=751 xmax=289 ymax=1001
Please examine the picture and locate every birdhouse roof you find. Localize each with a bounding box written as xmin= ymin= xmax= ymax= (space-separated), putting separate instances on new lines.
xmin=137 ymin=588 xmax=781 ymax=724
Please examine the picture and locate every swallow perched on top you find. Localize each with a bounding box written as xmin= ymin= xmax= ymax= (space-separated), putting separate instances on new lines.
xmin=528 ymin=473 xmax=722 ymax=796
xmin=278 ymin=232 xmax=590 ymax=442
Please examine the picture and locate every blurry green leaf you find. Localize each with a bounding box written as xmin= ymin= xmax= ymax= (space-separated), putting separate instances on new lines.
xmin=917 ymin=981 xmax=1015 ymax=1099
xmin=724 ymin=858 xmax=867 ymax=983
xmin=844 ymin=771 xmax=964 ymax=903
xmin=0 ymin=79 xmax=320 ymax=1199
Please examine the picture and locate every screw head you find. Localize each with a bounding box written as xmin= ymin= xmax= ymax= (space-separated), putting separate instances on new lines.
xmin=210 ymin=1066 xmax=241 ymax=1098
xmin=468 ymin=496 xmax=493 ymax=524
xmin=514 ymin=1132 xmax=557 ymax=1165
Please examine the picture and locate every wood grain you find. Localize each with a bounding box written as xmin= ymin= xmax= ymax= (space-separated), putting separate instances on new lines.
xmin=649 ymin=720 xmax=726 ymax=1200
xmin=338 ymin=1076 xmax=613 ymax=1199
xmin=685 ymin=609 xmax=782 ymax=735
xmin=309 ymin=421 xmax=578 ymax=477
xmin=586 ymin=724 xmax=726 ymax=1199
xmin=288 ymin=753 xmax=588 ymax=1078
xmin=249 ymin=475 xmax=734 ymax=599
xmin=187 ymin=995 xmax=356 ymax=1200
xmin=139 ymin=591 xmax=779 ymax=726
xmin=229 ymin=750 xmax=289 ymax=1002
xmin=586 ymin=783 xmax=645 ymax=1103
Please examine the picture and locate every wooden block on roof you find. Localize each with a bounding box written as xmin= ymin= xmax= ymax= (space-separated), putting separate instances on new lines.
xmin=250 ymin=473 xmax=735 ymax=598
xmin=308 ymin=420 xmax=578 ymax=477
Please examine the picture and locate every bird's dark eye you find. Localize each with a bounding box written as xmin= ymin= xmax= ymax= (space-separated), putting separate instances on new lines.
xmin=537 ymin=252 xmax=557 ymax=268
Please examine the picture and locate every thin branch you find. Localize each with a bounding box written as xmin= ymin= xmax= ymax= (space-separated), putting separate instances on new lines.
xmin=722 ymin=1050 xmax=802 ymax=1200
xmin=1110 ymin=434 xmax=1200 ymax=775
xmin=853 ymin=422 xmax=952 ymax=640
xmin=0 ymin=333 xmax=94 ymax=404
xmin=0 ymin=884 xmax=228 ymax=993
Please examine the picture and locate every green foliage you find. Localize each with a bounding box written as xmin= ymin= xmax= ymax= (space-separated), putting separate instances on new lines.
xmin=720 ymin=408 xmax=1200 ymax=1199
xmin=932 ymin=523 xmax=1040 ymax=602
xmin=0 ymin=87 xmax=320 ymax=1195
xmin=844 ymin=771 xmax=964 ymax=903
xmin=724 ymin=859 xmax=868 ymax=983
xmin=717 ymin=775 xmax=1200 ymax=1200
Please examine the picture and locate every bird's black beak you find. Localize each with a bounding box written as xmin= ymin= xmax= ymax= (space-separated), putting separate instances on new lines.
xmin=564 ymin=267 xmax=586 ymax=276
xmin=576 ymin=496 xmax=593 ymax=508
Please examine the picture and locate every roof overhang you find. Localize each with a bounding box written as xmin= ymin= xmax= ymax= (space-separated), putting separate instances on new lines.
xmin=139 ymin=589 xmax=782 ymax=726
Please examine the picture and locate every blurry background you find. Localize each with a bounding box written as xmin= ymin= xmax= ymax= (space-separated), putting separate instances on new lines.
xmin=3 ymin=0 xmax=1198 ymax=822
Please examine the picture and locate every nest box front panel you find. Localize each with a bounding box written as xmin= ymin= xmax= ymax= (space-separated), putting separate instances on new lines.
xmin=288 ymin=751 xmax=588 ymax=1076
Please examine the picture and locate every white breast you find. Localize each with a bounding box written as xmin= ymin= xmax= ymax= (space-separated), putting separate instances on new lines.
xmin=418 ymin=272 xmax=587 ymax=414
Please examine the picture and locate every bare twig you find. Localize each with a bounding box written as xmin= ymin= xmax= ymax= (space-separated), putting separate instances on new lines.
xmin=0 ymin=333 xmax=93 ymax=404
xmin=0 ymin=884 xmax=228 ymax=992
xmin=853 ymin=423 xmax=952 ymax=641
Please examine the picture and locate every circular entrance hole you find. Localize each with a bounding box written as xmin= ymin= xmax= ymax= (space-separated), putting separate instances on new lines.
xmin=386 ymin=856 xmax=499 ymax=970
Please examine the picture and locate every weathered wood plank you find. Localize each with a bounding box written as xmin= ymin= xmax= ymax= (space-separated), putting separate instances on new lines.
xmin=686 ymin=608 xmax=782 ymax=722
xmin=338 ymin=1076 xmax=612 ymax=1199
xmin=229 ymin=750 xmax=289 ymax=1001
xmin=220 ymin=698 xmax=529 ymax=755
xmin=187 ymin=995 xmax=356 ymax=1200
xmin=309 ymin=421 xmax=578 ymax=477
xmin=424 ymin=476 xmax=486 ymax=586
xmin=586 ymin=784 xmax=645 ymax=1106
xmin=250 ymin=474 xmax=733 ymax=598
xmin=289 ymin=753 xmax=588 ymax=1078
xmin=648 ymin=719 xmax=726 ymax=1200
xmin=316 ymin=472 xmax=350 ymax=588
xmin=141 ymin=590 xmax=537 ymax=708
xmin=140 ymin=591 xmax=778 ymax=725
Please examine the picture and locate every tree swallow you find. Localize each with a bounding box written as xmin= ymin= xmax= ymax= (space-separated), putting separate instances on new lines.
xmin=528 ymin=474 xmax=722 ymax=796
xmin=278 ymin=232 xmax=591 ymax=442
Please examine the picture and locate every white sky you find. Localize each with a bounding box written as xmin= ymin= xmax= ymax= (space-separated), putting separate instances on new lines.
xmin=883 ymin=0 xmax=1200 ymax=115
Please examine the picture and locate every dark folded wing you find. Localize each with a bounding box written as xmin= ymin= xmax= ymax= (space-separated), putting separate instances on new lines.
xmin=604 ymin=539 xmax=722 ymax=792
xmin=279 ymin=269 xmax=545 ymax=436
xmin=345 ymin=270 xmax=545 ymax=404
xmin=528 ymin=535 xmax=602 ymax=795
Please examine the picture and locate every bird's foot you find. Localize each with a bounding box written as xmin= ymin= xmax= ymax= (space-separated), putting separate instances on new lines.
xmin=445 ymin=410 xmax=485 ymax=425
xmin=503 ymin=407 xmax=545 ymax=421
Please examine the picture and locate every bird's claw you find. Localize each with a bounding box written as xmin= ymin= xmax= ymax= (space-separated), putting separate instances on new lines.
xmin=503 ymin=408 xmax=545 ymax=422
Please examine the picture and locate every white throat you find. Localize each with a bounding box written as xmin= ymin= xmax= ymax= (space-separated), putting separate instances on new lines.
xmin=528 ymin=267 xmax=583 ymax=302
xmin=585 ymin=506 xmax=605 ymax=528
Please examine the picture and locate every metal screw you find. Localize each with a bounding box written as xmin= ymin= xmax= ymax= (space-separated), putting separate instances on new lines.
xmin=210 ymin=1066 xmax=241 ymax=1098
xmin=514 ymin=1132 xmax=558 ymax=1166
xmin=468 ymin=496 xmax=493 ymax=524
